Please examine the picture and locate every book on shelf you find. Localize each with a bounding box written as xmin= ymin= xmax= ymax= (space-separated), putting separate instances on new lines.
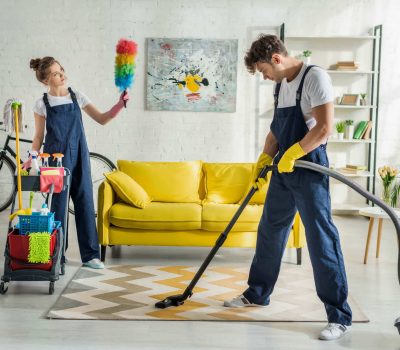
xmin=353 ymin=121 xmax=369 ymax=139
xmin=361 ymin=121 xmax=373 ymax=139
xmin=345 ymin=164 xmax=367 ymax=170
xmin=339 ymin=167 xmax=368 ymax=174
xmin=332 ymin=60 xmax=360 ymax=71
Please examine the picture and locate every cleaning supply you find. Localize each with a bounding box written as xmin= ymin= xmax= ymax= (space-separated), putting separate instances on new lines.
xmin=39 ymin=153 xmax=50 ymax=167
xmin=115 ymin=38 xmax=137 ymax=107
xmin=277 ymin=143 xmax=307 ymax=173
xmin=28 ymin=232 xmax=51 ymax=263
xmin=52 ymin=153 xmax=64 ymax=167
xmin=40 ymin=203 xmax=50 ymax=216
xmin=29 ymin=151 xmax=40 ymax=176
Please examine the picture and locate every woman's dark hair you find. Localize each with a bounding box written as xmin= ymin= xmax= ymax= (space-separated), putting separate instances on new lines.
xmin=30 ymin=57 xmax=61 ymax=82
xmin=244 ymin=34 xmax=288 ymax=74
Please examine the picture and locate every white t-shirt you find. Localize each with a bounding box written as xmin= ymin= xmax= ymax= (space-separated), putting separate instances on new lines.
xmin=276 ymin=64 xmax=333 ymax=129
xmin=33 ymin=89 xmax=91 ymax=118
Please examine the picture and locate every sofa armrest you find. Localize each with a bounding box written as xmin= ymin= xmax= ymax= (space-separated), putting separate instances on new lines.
xmin=292 ymin=212 xmax=306 ymax=248
xmin=97 ymin=179 xmax=115 ymax=246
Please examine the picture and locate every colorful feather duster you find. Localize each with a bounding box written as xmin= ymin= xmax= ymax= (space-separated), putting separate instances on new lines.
xmin=115 ymin=39 xmax=137 ymax=107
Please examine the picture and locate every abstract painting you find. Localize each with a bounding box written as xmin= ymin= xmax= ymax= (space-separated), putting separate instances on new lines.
xmin=146 ymin=38 xmax=238 ymax=112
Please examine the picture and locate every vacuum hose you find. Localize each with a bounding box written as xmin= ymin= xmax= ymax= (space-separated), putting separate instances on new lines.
xmin=295 ymin=160 xmax=400 ymax=333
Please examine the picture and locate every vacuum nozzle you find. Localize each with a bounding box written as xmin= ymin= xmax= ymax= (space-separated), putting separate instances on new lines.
xmin=155 ymin=294 xmax=187 ymax=309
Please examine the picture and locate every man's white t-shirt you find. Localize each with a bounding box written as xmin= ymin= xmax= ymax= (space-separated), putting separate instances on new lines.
xmin=276 ymin=64 xmax=333 ymax=130
xmin=33 ymin=89 xmax=91 ymax=118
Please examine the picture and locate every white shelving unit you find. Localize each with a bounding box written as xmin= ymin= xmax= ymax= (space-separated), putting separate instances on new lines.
xmin=282 ymin=24 xmax=382 ymax=213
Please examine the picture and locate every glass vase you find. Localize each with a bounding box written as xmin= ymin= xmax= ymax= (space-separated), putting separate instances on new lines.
xmin=382 ymin=184 xmax=392 ymax=206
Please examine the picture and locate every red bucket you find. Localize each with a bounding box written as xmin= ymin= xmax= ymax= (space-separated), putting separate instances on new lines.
xmin=8 ymin=230 xmax=57 ymax=271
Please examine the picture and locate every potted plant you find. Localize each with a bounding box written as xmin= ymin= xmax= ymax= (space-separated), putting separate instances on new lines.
xmin=303 ymin=50 xmax=312 ymax=64
xmin=360 ymin=93 xmax=368 ymax=106
xmin=378 ymin=166 xmax=399 ymax=206
xmin=335 ymin=121 xmax=345 ymax=140
xmin=344 ymin=120 xmax=354 ymax=139
xmin=391 ymin=181 xmax=400 ymax=209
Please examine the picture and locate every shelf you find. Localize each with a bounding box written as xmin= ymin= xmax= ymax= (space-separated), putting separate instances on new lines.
xmin=327 ymin=70 xmax=377 ymax=75
xmin=285 ymin=35 xmax=377 ymax=40
xmin=334 ymin=105 xmax=375 ymax=109
xmin=332 ymin=203 xmax=370 ymax=214
xmin=331 ymin=170 xmax=373 ymax=178
xmin=328 ymin=139 xmax=373 ymax=144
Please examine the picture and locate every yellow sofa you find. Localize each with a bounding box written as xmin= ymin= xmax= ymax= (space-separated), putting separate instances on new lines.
xmin=97 ymin=160 xmax=306 ymax=263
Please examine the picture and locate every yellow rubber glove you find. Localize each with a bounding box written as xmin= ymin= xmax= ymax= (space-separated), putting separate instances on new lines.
xmin=253 ymin=153 xmax=273 ymax=190
xmin=277 ymin=142 xmax=306 ymax=173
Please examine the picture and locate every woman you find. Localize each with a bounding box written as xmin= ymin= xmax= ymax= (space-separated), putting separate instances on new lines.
xmin=25 ymin=56 xmax=129 ymax=269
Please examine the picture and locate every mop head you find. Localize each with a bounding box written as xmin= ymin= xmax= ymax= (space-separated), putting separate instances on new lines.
xmin=28 ymin=232 xmax=51 ymax=263
xmin=115 ymin=39 xmax=138 ymax=92
xmin=3 ymin=99 xmax=24 ymax=135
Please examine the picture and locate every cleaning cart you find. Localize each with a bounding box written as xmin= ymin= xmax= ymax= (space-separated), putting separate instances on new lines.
xmin=0 ymin=167 xmax=71 ymax=295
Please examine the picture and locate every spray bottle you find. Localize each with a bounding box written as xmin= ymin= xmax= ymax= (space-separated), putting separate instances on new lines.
xmin=52 ymin=153 xmax=64 ymax=167
xmin=39 ymin=153 xmax=50 ymax=167
xmin=29 ymin=151 xmax=40 ymax=176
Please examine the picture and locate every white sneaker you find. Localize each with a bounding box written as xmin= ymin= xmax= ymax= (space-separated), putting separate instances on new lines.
xmin=223 ymin=294 xmax=266 ymax=308
xmin=319 ymin=323 xmax=351 ymax=341
xmin=82 ymin=258 xmax=105 ymax=269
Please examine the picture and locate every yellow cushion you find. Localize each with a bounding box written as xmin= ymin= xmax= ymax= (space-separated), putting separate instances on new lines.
xmin=118 ymin=160 xmax=202 ymax=203
xmin=203 ymin=163 xmax=252 ymax=204
xmin=109 ymin=202 xmax=202 ymax=230
xmin=104 ymin=171 xmax=151 ymax=209
xmin=201 ymin=202 xmax=263 ymax=231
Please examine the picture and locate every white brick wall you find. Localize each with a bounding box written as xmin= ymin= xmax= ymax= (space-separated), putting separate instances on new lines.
xmin=0 ymin=0 xmax=399 ymax=171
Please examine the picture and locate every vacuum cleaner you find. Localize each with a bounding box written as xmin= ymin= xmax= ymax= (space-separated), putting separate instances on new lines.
xmin=155 ymin=160 xmax=400 ymax=334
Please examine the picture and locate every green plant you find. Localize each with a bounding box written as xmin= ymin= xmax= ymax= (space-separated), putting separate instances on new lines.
xmin=360 ymin=93 xmax=367 ymax=99
xmin=335 ymin=121 xmax=345 ymax=133
xmin=303 ymin=50 xmax=312 ymax=57
xmin=378 ymin=166 xmax=399 ymax=205
xmin=345 ymin=120 xmax=354 ymax=126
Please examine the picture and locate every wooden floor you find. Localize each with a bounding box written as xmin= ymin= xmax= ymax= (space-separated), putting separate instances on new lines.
xmin=0 ymin=211 xmax=399 ymax=349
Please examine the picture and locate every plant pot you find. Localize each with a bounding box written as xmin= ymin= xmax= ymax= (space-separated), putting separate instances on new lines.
xmin=360 ymin=99 xmax=367 ymax=106
xmin=337 ymin=132 xmax=344 ymax=140
xmin=304 ymin=57 xmax=311 ymax=64
xmin=344 ymin=125 xmax=354 ymax=139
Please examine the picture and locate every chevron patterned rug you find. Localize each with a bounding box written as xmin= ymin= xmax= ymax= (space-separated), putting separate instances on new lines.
xmin=47 ymin=264 xmax=368 ymax=321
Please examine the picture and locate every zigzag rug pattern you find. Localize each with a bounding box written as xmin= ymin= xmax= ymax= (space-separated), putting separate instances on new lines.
xmin=48 ymin=265 xmax=368 ymax=321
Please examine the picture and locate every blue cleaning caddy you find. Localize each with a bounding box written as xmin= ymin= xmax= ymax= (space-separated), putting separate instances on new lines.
xmin=17 ymin=212 xmax=55 ymax=235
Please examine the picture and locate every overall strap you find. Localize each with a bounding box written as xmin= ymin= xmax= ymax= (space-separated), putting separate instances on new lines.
xmin=68 ymin=87 xmax=78 ymax=105
xmin=274 ymin=83 xmax=282 ymax=109
xmin=296 ymin=65 xmax=316 ymax=101
xmin=43 ymin=93 xmax=51 ymax=108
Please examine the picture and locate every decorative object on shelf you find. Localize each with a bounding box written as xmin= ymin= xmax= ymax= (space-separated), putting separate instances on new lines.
xmin=391 ymin=182 xmax=400 ymax=208
xmin=146 ymin=38 xmax=238 ymax=112
xmin=340 ymin=94 xmax=359 ymax=105
xmin=335 ymin=121 xmax=345 ymax=140
xmin=344 ymin=120 xmax=354 ymax=139
xmin=353 ymin=121 xmax=372 ymax=139
xmin=332 ymin=60 xmax=360 ymax=71
xmin=359 ymin=93 xmax=368 ymax=106
xmin=302 ymin=50 xmax=312 ymax=64
xmin=340 ymin=164 xmax=367 ymax=175
xmin=378 ymin=166 xmax=399 ymax=206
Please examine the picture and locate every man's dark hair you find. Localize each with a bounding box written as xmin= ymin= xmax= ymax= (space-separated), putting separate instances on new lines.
xmin=244 ymin=34 xmax=288 ymax=74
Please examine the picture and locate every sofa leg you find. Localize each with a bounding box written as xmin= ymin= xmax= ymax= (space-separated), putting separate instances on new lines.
xmin=296 ymin=248 xmax=302 ymax=265
xmin=101 ymin=245 xmax=106 ymax=262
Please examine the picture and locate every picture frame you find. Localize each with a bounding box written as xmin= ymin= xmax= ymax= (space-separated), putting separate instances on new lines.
xmin=339 ymin=94 xmax=359 ymax=106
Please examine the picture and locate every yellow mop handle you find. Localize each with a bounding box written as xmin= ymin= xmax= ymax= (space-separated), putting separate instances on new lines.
xmin=12 ymin=102 xmax=22 ymax=210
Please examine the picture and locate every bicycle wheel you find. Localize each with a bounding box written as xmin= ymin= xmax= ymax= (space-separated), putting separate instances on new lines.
xmin=0 ymin=154 xmax=16 ymax=212
xmin=68 ymin=153 xmax=116 ymax=216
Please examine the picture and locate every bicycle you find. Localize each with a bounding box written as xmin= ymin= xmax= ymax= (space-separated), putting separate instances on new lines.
xmin=0 ymin=121 xmax=116 ymax=215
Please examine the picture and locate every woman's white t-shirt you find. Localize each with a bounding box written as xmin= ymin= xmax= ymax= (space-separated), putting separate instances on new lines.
xmin=33 ymin=89 xmax=91 ymax=118
xmin=276 ymin=64 xmax=333 ymax=130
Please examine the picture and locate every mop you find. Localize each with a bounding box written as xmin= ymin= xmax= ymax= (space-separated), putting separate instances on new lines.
xmin=3 ymin=100 xmax=32 ymax=220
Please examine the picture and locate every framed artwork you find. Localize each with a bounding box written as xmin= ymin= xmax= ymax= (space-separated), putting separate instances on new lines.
xmin=340 ymin=94 xmax=359 ymax=106
xmin=146 ymin=38 xmax=238 ymax=112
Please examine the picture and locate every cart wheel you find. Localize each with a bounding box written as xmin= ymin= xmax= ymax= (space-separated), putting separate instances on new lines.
xmin=49 ymin=282 xmax=55 ymax=295
xmin=60 ymin=263 xmax=65 ymax=275
xmin=0 ymin=282 xmax=8 ymax=295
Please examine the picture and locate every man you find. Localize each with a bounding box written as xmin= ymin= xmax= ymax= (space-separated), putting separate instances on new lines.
xmin=224 ymin=35 xmax=352 ymax=341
